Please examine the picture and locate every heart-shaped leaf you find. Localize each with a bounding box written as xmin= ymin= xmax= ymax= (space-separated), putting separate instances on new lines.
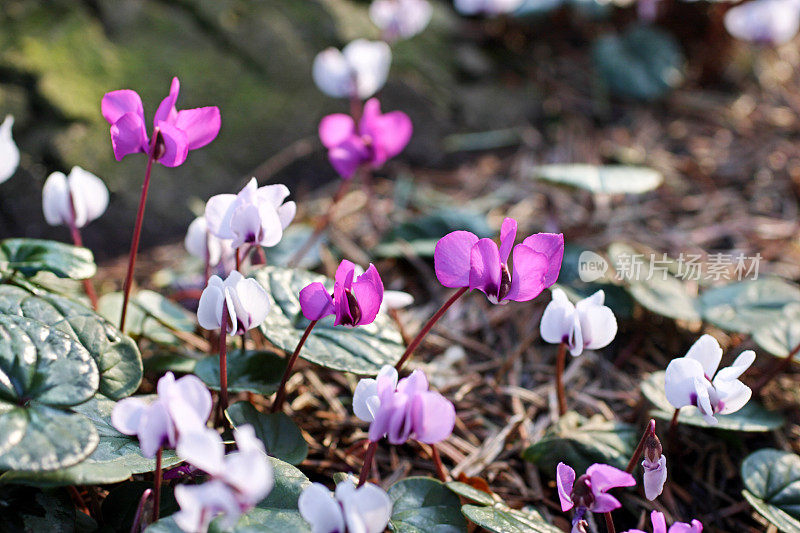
xmin=0 ymin=284 xmax=142 ymax=399
xmin=254 ymin=266 xmax=404 ymax=375
xmin=195 ymin=350 xmax=286 ymax=396
xmin=532 ymin=165 xmax=663 ymax=195
xmin=226 ymin=402 xmax=308 ymax=465
xmin=699 ymin=278 xmax=800 ymax=335
xmin=98 ymin=290 xmax=196 ymax=346
xmin=741 ymin=449 xmax=800 ymax=532
xmin=522 ymin=411 xmax=635 ymax=474
xmin=446 ymin=482 xmax=560 ymax=533
xmin=592 ymin=24 xmax=685 ymax=100
xmin=640 ymin=371 xmax=784 ymax=432
xmin=0 ymin=238 xmax=96 ymax=279
xmin=0 ymin=485 xmax=76 ymax=531
xmin=388 ymin=477 xmax=467 ymax=533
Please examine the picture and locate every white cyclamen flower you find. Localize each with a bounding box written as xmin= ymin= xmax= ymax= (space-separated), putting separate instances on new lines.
xmin=0 ymin=115 xmax=19 ymax=185
xmin=724 ymin=0 xmax=800 ymax=46
xmin=312 ymin=39 xmax=392 ymax=100
xmin=205 ymin=177 xmax=296 ymax=249
xmin=540 ymin=288 xmax=617 ymax=356
xmin=197 ymin=271 xmax=270 ymax=334
xmin=42 ymin=166 xmax=109 ymax=229
xmin=665 ymin=334 xmax=756 ymax=425
xmin=642 ymin=455 xmax=667 ymax=501
xmin=298 ymin=481 xmax=392 ymax=533
xmin=185 ymin=215 xmax=235 ymax=269
xmin=370 ymin=0 xmax=433 ymax=41
xmin=453 ymin=0 xmax=524 ymax=15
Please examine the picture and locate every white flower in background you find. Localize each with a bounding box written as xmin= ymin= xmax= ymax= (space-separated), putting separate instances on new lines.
xmin=664 ymin=334 xmax=756 ymax=425
xmin=724 ymin=0 xmax=800 ymax=46
xmin=197 ymin=271 xmax=270 ymax=334
xmin=453 ymin=0 xmax=524 ymax=16
xmin=540 ymin=288 xmax=617 ymax=356
xmin=42 ymin=166 xmax=109 ymax=229
xmin=185 ymin=215 xmax=235 ymax=269
xmin=298 ymin=480 xmax=392 ymax=533
xmin=370 ymin=0 xmax=433 ymax=41
xmin=205 ymin=178 xmax=296 ymax=249
xmin=312 ymin=39 xmax=392 ymax=100
xmin=0 ymin=115 xmax=20 ymax=184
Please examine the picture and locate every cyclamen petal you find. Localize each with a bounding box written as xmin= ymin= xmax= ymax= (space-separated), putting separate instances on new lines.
xmin=300 ymin=481 xmax=391 ymax=533
xmin=197 ymin=272 xmax=270 ymax=333
xmin=556 ymin=462 xmax=576 ymax=511
xmin=299 ymin=260 xmax=384 ymax=327
xmin=642 ymin=455 xmax=667 ymax=501
xmin=173 ymin=480 xmax=241 ymax=533
xmin=42 ymin=167 xmax=109 ymax=229
xmin=540 ymin=288 xmax=617 ymax=355
xmin=110 ymin=111 xmax=149 ymax=161
xmin=0 ymin=116 xmax=19 ymax=185
xmin=434 ymin=231 xmax=479 ymax=288
xmin=370 ymin=0 xmax=433 ymax=40
xmin=724 ymin=0 xmax=800 ymax=46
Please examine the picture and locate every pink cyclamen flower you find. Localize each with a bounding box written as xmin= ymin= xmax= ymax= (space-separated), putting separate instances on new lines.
xmin=724 ymin=0 xmax=800 ymax=46
xmin=435 ymin=217 xmax=563 ymax=304
xmin=101 ymin=77 xmax=221 ymax=167
xmin=370 ymin=0 xmax=433 ymax=41
xmin=112 ymin=372 xmax=212 ymax=457
xmin=174 ymin=425 xmax=274 ymax=532
xmin=205 ymin=178 xmax=296 ymax=249
xmin=664 ymin=334 xmax=755 ymax=425
xmin=299 ymin=481 xmax=392 ymax=533
xmin=299 ymin=260 xmax=384 ymax=327
xmin=319 ymin=98 xmax=412 ymax=179
xmin=197 ymin=271 xmax=270 ymax=334
xmin=540 ymin=288 xmax=617 ymax=356
xmin=557 ymin=462 xmax=635 ymax=519
xmin=353 ymin=365 xmax=456 ymax=445
xmin=42 ymin=166 xmax=109 ymax=229
xmin=624 ymin=510 xmax=703 ymax=533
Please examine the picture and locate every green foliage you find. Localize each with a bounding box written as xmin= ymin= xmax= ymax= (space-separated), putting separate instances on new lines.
xmin=699 ymin=278 xmax=800 ymax=335
xmin=98 ymin=290 xmax=196 ymax=346
xmin=195 ymin=350 xmax=286 ymax=396
xmin=226 ymin=402 xmax=308 ymax=465
xmin=446 ymin=482 xmax=560 ymax=533
xmin=752 ymin=304 xmax=800 ymax=358
xmin=0 ymin=238 xmax=96 ymax=280
xmin=532 ymin=165 xmax=663 ymax=194
xmin=741 ymin=449 xmax=800 ymax=532
xmin=0 ymin=485 xmax=76 ymax=531
xmin=375 ymin=209 xmax=493 ymax=258
xmin=387 ymin=477 xmax=467 ymax=532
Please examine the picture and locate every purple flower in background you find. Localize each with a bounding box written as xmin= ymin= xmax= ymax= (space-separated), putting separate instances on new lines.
xmin=724 ymin=0 xmax=800 ymax=46
xmin=434 ymin=217 xmax=563 ymax=304
xmin=370 ymin=0 xmax=433 ymax=41
xmin=299 ymin=481 xmax=392 ymax=533
xmin=623 ymin=510 xmax=703 ymax=533
xmin=299 ymin=260 xmax=384 ymax=327
xmin=42 ymin=166 xmax=109 ymax=229
xmin=353 ymin=366 xmax=456 ymax=445
xmin=664 ymin=334 xmax=755 ymax=425
xmin=556 ymin=462 xmax=635 ymax=524
xmin=111 ymin=372 xmax=211 ymax=457
xmin=540 ymin=288 xmax=617 ymax=356
xmin=205 ymin=178 xmax=296 ymax=249
xmin=313 ymin=39 xmax=392 ymax=100
xmin=197 ymin=271 xmax=270 ymax=334
xmin=319 ymin=98 xmax=412 ymax=179
xmin=101 ymin=77 xmax=221 ymax=167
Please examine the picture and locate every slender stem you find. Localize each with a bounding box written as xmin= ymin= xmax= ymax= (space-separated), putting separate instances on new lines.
xmin=219 ymin=331 xmax=229 ymax=418
xmin=555 ymin=341 xmax=568 ymax=416
xmin=752 ymin=339 xmax=800 ymax=394
xmin=667 ymin=408 xmax=680 ymax=452
xmin=203 ymin=230 xmax=212 ymax=283
xmin=67 ymin=223 xmax=98 ymax=309
xmin=272 ymin=320 xmax=319 ymax=412
xmin=357 ymin=440 xmax=378 ymax=488
xmin=152 ymin=447 xmax=162 ymax=523
xmin=604 ymin=512 xmax=616 ymax=533
xmin=120 ymin=133 xmax=160 ymax=333
xmin=287 ymin=180 xmax=349 ymax=268
xmin=431 ymin=444 xmax=448 ymax=482
xmin=394 ymin=287 xmax=468 ymax=371
xmin=626 ymin=419 xmax=656 ymax=474
xmin=235 ymin=246 xmax=242 ymax=272
xmin=130 ymin=488 xmax=152 ymax=533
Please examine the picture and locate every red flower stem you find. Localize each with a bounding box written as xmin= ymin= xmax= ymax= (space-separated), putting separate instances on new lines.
xmin=394 ymin=287 xmax=468 ymax=371
xmin=431 ymin=444 xmax=448 ymax=482
xmin=604 ymin=512 xmax=616 ymax=533
xmin=235 ymin=246 xmax=242 ymax=272
xmin=120 ymin=133 xmax=159 ymax=333
xmin=287 ymin=180 xmax=349 ymax=268
xmin=67 ymin=223 xmax=98 ymax=309
xmin=129 ymin=488 xmax=152 ymax=533
xmin=203 ymin=231 xmax=212 ymax=283
xmin=152 ymin=447 xmax=162 ymax=523
xmin=272 ymin=320 xmax=319 ymax=412
xmin=555 ymin=341 xmax=568 ymax=416
xmin=752 ymin=339 xmax=800 ymax=394
xmin=626 ymin=419 xmax=655 ymax=474
xmin=219 ymin=330 xmax=229 ymax=418
xmin=357 ymin=440 xmax=379 ymax=488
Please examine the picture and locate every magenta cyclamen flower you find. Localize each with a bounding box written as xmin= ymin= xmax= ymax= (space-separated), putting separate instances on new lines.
xmin=435 ymin=217 xmax=563 ymax=304
xmin=557 ymin=462 xmax=635 ymax=521
xmin=319 ymin=98 xmax=412 ymax=179
xmin=353 ymin=366 xmax=455 ymax=445
xmin=299 ymin=260 xmax=384 ymax=327
xmin=624 ymin=510 xmax=703 ymax=533
xmin=101 ymin=77 xmax=221 ymax=167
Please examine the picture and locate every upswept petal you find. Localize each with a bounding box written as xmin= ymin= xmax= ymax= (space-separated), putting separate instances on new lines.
xmin=469 ymin=238 xmax=502 ymax=296
xmin=498 ymin=217 xmax=518 ymax=263
xmin=154 ymin=77 xmax=180 ymax=126
xmin=693 ymin=379 xmax=717 ymax=425
xmin=42 ymin=171 xmax=71 ymax=226
xmin=205 ymin=193 xmax=237 ymax=240
xmin=176 ymin=427 xmax=226 ymax=477
xmin=351 ymin=264 xmax=384 ymax=325
xmin=110 ymin=111 xmax=148 ymax=161
xmin=319 ymin=114 xmax=356 ymax=148
xmin=111 ymin=397 xmax=147 ymax=435
xmin=520 ymin=233 xmax=564 ymax=287
xmin=539 ymin=289 xmax=575 ymax=345
xmin=68 ymin=167 xmax=109 ymax=227
xmin=586 ymin=463 xmax=635 ymax=492
xmin=230 ymin=276 xmax=270 ymax=330
xmin=101 ymin=90 xmax=144 ymax=125
xmin=664 ymin=357 xmax=706 ymax=409
xmin=340 ymin=483 xmax=393 ymax=533
xmin=713 ymin=350 xmax=756 ymax=383
xmin=137 ymin=401 xmax=173 ymax=458
xmin=592 ymin=492 xmax=623 ymax=513
xmin=556 ymin=462 xmax=575 ymax=511
xmin=505 ymin=244 xmax=549 ymax=302
xmin=0 ymin=115 xmax=19 ymax=184
xmin=684 ymin=334 xmax=723 ymax=378
xmin=579 ymin=302 xmax=617 ymax=350
xmin=714 ymin=378 xmax=751 ymax=415
xmin=278 ymin=201 xmax=297 ymax=229
xmin=411 ymin=391 xmax=455 ymax=443
xmin=197 ymin=280 xmax=226 ymax=330
xmin=154 ymin=121 xmax=189 ymax=167
xmin=299 ymin=282 xmax=335 ymax=321
xmin=312 ymin=48 xmax=354 ymax=99
xmin=342 ymin=39 xmax=391 ymax=99
xmin=360 ymin=100 xmax=412 ymax=160
xmin=336 ymin=260 xmax=358 ymax=288
xmin=174 ymin=106 xmax=221 ymax=150
xmin=434 ymin=231 xmax=479 ymax=288
xmin=353 ymin=377 xmax=380 ymax=422
xmin=299 ymin=483 xmax=346 ymax=533
xmin=257 ymin=183 xmax=291 ymax=207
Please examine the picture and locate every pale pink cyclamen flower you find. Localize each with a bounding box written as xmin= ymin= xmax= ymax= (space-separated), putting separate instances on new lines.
xmin=197 ymin=271 xmax=270 ymax=334
xmin=353 ymin=365 xmax=456 ymax=445
xmin=623 ymin=510 xmax=703 ymax=533
xmin=42 ymin=167 xmax=109 ymax=229
xmin=319 ymin=98 xmax=412 ymax=179
xmin=643 ymin=455 xmax=667 ymax=501
xmin=540 ymin=288 xmax=617 ymax=356
xmin=434 ymin=217 xmax=563 ymax=304
xmin=664 ymin=334 xmax=756 ymax=425
xmin=299 ymin=481 xmax=392 ymax=533
xmin=101 ymin=77 xmax=221 ymax=167
xmin=454 ymin=0 xmax=524 ymax=15
xmin=313 ymin=39 xmax=391 ymax=100
xmin=370 ymin=0 xmax=433 ymax=41
xmin=111 ymin=372 xmax=212 ymax=457
xmin=205 ymin=178 xmax=296 ymax=249
xmin=299 ymin=260 xmax=384 ymax=327
xmin=173 ymin=425 xmax=274 ymax=532
xmin=184 ymin=215 xmax=236 ymax=273
xmin=724 ymin=0 xmax=800 ymax=46
xmin=557 ymin=462 xmax=635 ymax=531
xmin=0 ymin=115 xmax=19 ymax=184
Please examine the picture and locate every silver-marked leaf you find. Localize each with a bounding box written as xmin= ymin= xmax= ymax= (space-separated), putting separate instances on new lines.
xmin=641 ymin=371 xmax=784 ymax=432
xmin=752 ymin=304 xmax=800 ymax=358
xmin=532 ymin=165 xmax=663 ymax=195
xmin=445 ymin=482 xmax=559 ymax=533
xmin=0 ymin=238 xmax=96 ymax=279
xmin=195 ymin=350 xmax=285 ymax=396
xmin=388 ymin=477 xmax=467 ymax=533
xmin=226 ymin=402 xmax=307 ymax=465
xmin=699 ymin=278 xmax=800 ymax=335
xmin=255 ymin=266 xmax=404 ymax=375
xmin=741 ymin=449 xmax=800 ymax=532
xmin=268 ymin=224 xmax=324 ymax=269
xmin=98 ymin=290 xmax=195 ymax=346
